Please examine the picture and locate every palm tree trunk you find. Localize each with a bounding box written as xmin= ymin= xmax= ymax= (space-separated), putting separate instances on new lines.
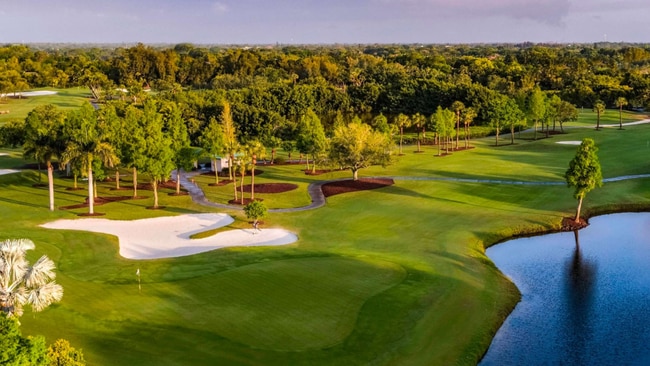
xmin=47 ymin=160 xmax=55 ymax=211
xmin=240 ymin=171 xmax=245 ymax=205
xmin=115 ymin=170 xmax=120 ymax=190
xmin=251 ymin=163 xmax=255 ymax=200
xmin=93 ymin=181 xmax=98 ymax=199
xmin=73 ymin=174 xmax=78 ymax=189
xmin=153 ymin=180 xmax=159 ymax=208
xmin=176 ymin=169 xmax=181 ymax=195
xmin=132 ymin=167 xmax=138 ymax=198
xmin=233 ymin=173 xmax=238 ymax=201
xmin=456 ymin=114 xmax=460 ymax=150
xmin=88 ymin=158 xmax=94 ymax=215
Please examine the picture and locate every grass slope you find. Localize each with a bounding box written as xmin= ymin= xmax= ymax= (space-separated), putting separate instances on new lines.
xmin=2 ymin=117 xmax=650 ymax=365
xmin=0 ymin=87 xmax=92 ymax=124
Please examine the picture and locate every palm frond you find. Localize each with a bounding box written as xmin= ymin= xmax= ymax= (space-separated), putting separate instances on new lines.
xmin=24 ymin=255 xmax=57 ymax=288
xmin=27 ymin=281 xmax=64 ymax=312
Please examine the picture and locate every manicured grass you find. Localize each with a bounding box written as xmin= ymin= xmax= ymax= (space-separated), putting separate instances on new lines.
xmin=0 ymin=87 xmax=92 ymax=124
xmin=568 ymin=108 xmax=648 ymax=127
xmin=2 ymin=121 xmax=650 ymax=365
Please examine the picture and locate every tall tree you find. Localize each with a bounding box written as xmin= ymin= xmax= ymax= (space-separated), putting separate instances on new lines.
xmin=593 ymin=100 xmax=605 ymax=131
xmin=329 ymin=120 xmax=392 ymax=180
xmin=411 ymin=113 xmax=426 ymax=153
xmin=432 ymin=107 xmax=455 ymax=155
xmin=0 ymin=238 xmax=63 ymax=318
xmin=23 ymin=104 xmax=66 ymax=211
xmin=221 ymin=101 xmax=238 ymax=181
xmin=161 ymin=102 xmax=191 ymax=194
xmin=199 ymin=116 xmax=225 ymax=185
xmin=62 ymin=102 xmax=119 ymax=215
xmin=243 ymin=140 xmax=265 ymax=200
xmin=451 ymin=101 xmax=465 ymax=150
xmin=393 ymin=113 xmax=411 ymax=155
xmin=139 ymin=100 xmax=175 ymax=209
xmin=615 ymin=96 xmax=628 ymax=130
xmin=528 ymin=86 xmax=546 ymax=140
xmin=564 ymin=138 xmax=603 ymax=223
xmin=296 ymin=109 xmax=328 ymax=173
xmin=462 ymin=107 xmax=477 ymax=149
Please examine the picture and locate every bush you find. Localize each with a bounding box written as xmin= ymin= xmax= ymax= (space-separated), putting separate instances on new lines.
xmin=47 ymin=339 xmax=86 ymax=366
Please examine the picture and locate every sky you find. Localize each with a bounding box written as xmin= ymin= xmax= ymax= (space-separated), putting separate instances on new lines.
xmin=1 ymin=0 xmax=648 ymax=44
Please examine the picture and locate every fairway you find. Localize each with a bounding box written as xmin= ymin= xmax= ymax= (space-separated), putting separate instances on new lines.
xmin=2 ymin=118 xmax=650 ymax=365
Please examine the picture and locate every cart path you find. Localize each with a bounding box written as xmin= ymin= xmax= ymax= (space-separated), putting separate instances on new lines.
xmin=177 ymin=170 xmax=650 ymax=213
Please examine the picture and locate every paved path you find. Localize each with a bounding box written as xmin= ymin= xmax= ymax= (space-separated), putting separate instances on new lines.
xmin=176 ymin=170 xmax=650 ymax=213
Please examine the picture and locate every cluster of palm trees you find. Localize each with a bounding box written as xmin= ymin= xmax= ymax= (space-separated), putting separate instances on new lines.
xmin=20 ymin=98 xmax=275 ymax=213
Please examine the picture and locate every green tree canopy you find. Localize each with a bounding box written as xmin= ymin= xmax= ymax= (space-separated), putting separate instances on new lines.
xmin=329 ymin=120 xmax=392 ymax=180
xmin=564 ymin=138 xmax=603 ymax=223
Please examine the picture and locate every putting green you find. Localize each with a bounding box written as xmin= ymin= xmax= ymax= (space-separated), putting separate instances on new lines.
xmin=182 ymin=257 xmax=406 ymax=351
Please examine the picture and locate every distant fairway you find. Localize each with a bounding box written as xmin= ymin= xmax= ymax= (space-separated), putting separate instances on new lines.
xmin=0 ymin=87 xmax=91 ymax=124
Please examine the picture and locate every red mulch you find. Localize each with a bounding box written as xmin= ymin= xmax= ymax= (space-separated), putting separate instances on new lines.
xmin=168 ymin=192 xmax=189 ymax=196
xmin=321 ymin=178 xmax=394 ymax=197
xmin=240 ymin=183 xmax=298 ymax=194
xmin=561 ymin=217 xmax=588 ymax=231
xmin=228 ymin=198 xmax=263 ymax=205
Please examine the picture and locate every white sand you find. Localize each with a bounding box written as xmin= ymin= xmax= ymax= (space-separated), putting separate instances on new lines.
xmin=41 ymin=213 xmax=298 ymax=260
xmin=556 ymin=141 xmax=582 ymax=145
xmin=1 ymin=90 xmax=58 ymax=97
xmin=0 ymin=169 xmax=19 ymax=175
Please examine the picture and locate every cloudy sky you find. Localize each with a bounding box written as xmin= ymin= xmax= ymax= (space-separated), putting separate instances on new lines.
xmin=1 ymin=0 xmax=648 ymax=44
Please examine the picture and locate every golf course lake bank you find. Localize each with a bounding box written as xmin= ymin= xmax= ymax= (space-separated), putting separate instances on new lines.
xmin=481 ymin=212 xmax=650 ymax=365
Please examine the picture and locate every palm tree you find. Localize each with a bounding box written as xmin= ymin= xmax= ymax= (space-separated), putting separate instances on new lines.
xmin=616 ymin=97 xmax=628 ymax=130
xmin=593 ymin=100 xmax=605 ymax=130
xmin=393 ymin=114 xmax=411 ymax=155
xmin=62 ymin=103 xmax=119 ymax=215
xmin=0 ymin=239 xmax=63 ymax=318
xmin=244 ymin=140 xmax=265 ymax=200
xmin=23 ymin=105 xmax=66 ymax=211
xmin=451 ymin=101 xmax=465 ymax=150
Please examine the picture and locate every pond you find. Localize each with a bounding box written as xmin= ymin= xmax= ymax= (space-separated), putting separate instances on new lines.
xmin=480 ymin=213 xmax=650 ymax=366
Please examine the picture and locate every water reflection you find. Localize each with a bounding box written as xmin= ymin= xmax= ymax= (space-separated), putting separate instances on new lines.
xmin=563 ymin=230 xmax=597 ymax=365
xmin=481 ymin=213 xmax=650 ymax=366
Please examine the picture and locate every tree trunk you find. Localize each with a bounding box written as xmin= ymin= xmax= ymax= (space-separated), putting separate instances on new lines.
xmin=271 ymin=148 xmax=276 ymax=164
xmin=417 ymin=130 xmax=421 ymax=153
xmin=534 ymin=119 xmax=538 ymax=140
xmin=575 ymin=195 xmax=584 ymax=223
xmin=115 ymin=170 xmax=120 ymax=190
xmin=240 ymin=171 xmax=245 ymax=205
xmin=251 ymin=162 xmax=255 ymax=200
xmin=305 ymin=155 xmax=310 ymax=171
xmin=352 ymin=169 xmax=359 ymax=181
xmin=619 ymin=107 xmax=623 ymax=130
xmin=132 ymin=167 xmax=138 ymax=198
xmin=212 ymin=159 xmax=219 ymax=184
xmin=153 ymin=180 xmax=159 ymax=208
xmin=73 ymin=174 xmax=78 ymax=189
xmin=233 ymin=173 xmax=238 ymax=201
xmin=465 ymin=123 xmax=469 ymax=149
xmin=47 ymin=160 xmax=55 ymax=211
xmin=596 ymin=113 xmax=600 ymax=130
xmin=456 ymin=113 xmax=460 ymax=150
xmin=93 ymin=180 xmax=98 ymax=199
xmin=176 ymin=169 xmax=181 ymax=195
xmin=312 ymin=154 xmax=316 ymax=174
xmin=511 ymin=125 xmax=515 ymax=144
xmin=399 ymin=127 xmax=404 ymax=154
xmin=88 ymin=158 xmax=94 ymax=215
xmin=495 ymin=128 xmax=499 ymax=146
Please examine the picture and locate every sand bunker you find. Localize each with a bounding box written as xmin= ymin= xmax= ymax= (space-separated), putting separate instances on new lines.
xmin=41 ymin=213 xmax=298 ymax=260
xmin=556 ymin=141 xmax=582 ymax=145
xmin=8 ymin=90 xmax=58 ymax=97
xmin=0 ymin=169 xmax=19 ymax=175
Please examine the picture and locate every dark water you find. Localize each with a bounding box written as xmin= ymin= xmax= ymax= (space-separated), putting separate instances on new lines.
xmin=481 ymin=213 xmax=650 ymax=366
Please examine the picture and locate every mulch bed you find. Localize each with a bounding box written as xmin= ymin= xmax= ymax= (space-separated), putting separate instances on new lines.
xmin=321 ymin=178 xmax=395 ymax=197
xmin=240 ymin=183 xmax=298 ymax=194
xmin=134 ymin=180 xmax=186 ymax=192
xmin=60 ymin=196 xmax=146 ymax=210
xmin=228 ymin=198 xmax=263 ymax=205
xmin=561 ymin=217 xmax=589 ymax=231
xmin=168 ymin=192 xmax=189 ymax=196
